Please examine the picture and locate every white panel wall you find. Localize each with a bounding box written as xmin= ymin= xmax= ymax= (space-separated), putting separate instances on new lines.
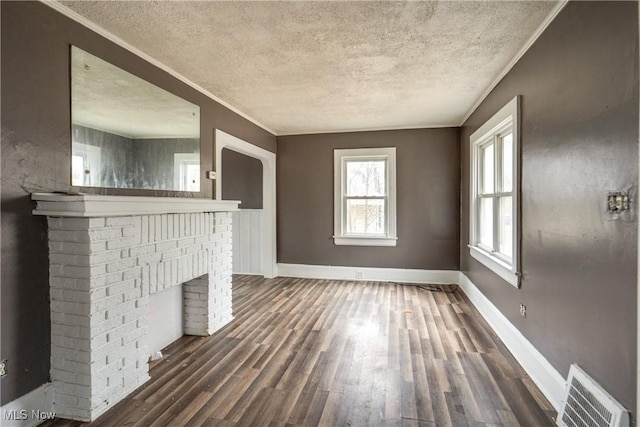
xmin=147 ymin=285 xmax=183 ymax=354
xmin=232 ymin=209 xmax=262 ymax=275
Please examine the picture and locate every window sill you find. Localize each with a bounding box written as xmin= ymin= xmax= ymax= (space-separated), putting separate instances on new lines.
xmin=468 ymin=245 xmax=519 ymax=288
xmin=334 ymin=236 xmax=397 ymax=247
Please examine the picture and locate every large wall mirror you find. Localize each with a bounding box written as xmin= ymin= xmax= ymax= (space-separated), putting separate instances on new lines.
xmin=71 ymin=46 xmax=201 ymax=191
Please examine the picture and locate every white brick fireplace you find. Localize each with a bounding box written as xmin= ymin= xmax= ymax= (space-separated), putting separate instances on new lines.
xmin=32 ymin=194 xmax=240 ymax=422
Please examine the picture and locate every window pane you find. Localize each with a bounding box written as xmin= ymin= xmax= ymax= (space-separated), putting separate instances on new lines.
xmin=346 ymin=160 xmax=386 ymax=196
xmin=346 ymin=198 xmax=385 ymax=234
xmin=479 ymin=198 xmax=493 ymax=247
xmin=502 ymin=133 xmax=513 ymax=192
xmin=481 ymin=144 xmax=494 ymax=194
xmin=72 ymin=155 xmax=84 ymax=187
xmin=499 ymin=196 xmax=513 ymax=258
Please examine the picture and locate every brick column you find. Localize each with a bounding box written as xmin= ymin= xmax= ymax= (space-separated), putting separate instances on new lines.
xmin=184 ymin=213 xmax=233 ymax=335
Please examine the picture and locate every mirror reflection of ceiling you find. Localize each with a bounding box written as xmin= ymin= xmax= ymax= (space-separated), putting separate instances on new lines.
xmin=60 ymin=1 xmax=560 ymax=135
xmin=72 ymin=47 xmax=200 ymax=139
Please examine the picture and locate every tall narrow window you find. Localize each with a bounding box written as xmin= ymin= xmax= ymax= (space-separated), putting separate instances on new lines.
xmin=470 ymin=96 xmax=520 ymax=287
xmin=334 ymin=147 xmax=397 ymax=246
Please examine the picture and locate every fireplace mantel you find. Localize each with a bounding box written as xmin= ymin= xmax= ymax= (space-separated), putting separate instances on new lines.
xmin=33 ymin=193 xmax=239 ymax=421
xmin=32 ymin=193 xmax=240 ymax=217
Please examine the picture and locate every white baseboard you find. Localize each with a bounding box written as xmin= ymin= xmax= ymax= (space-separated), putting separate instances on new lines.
xmin=232 ymin=271 xmax=263 ymax=276
xmin=276 ymin=263 xmax=459 ymax=284
xmin=0 ymin=383 xmax=54 ymax=427
xmin=458 ymin=272 xmax=566 ymax=411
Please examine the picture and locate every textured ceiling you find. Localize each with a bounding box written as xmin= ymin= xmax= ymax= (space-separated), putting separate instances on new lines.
xmin=60 ymin=1 xmax=559 ymax=136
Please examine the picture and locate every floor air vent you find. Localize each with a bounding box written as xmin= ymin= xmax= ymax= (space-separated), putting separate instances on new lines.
xmin=557 ymin=364 xmax=629 ymax=427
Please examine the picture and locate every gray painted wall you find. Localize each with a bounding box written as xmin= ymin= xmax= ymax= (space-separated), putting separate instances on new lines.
xmin=221 ymin=148 xmax=263 ymax=209
xmin=460 ymin=1 xmax=638 ymax=411
xmin=0 ymin=1 xmax=275 ymax=404
xmin=277 ymin=128 xmax=460 ymax=270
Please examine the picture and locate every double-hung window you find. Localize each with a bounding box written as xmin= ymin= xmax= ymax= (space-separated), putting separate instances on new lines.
xmin=334 ymin=147 xmax=397 ymax=246
xmin=469 ymin=96 xmax=520 ymax=287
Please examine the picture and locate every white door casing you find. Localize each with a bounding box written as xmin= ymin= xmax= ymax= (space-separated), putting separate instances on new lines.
xmin=215 ymin=129 xmax=277 ymax=278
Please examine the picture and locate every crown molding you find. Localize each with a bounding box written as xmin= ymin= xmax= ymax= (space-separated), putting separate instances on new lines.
xmin=460 ymin=0 xmax=569 ymax=126
xmin=42 ymin=0 xmax=568 ymax=136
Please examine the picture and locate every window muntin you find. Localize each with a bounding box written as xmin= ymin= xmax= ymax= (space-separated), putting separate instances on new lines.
xmin=469 ymin=96 xmax=520 ymax=287
xmin=334 ymin=147 xmax=396 ymax=246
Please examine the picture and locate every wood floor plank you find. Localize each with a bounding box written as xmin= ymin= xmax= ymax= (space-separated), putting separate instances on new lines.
xmin=384 ymin=368 xmax=403 ymax=421
xmin=458 ymin=353 xmax=506 ymax=423
xmin=411 ymin=351 xmax=435 ymax=423
xmin=445 ymin=391 xmax=470 ymax=427
xmin=191 ymin=368 xmax=261 ymax=422
xmin=521 ymin=376 xmax=556 ymax=419
xmin=494 ymin=378 xmax=556 ymax=426
xmin=315 ymin=391 xmax=343 ymax=427
xmin=286 ymin=352 xmax=328 ymax=424
xmin=43 ymin=276 xmax=555 ymax=427
xmin=368 ymin=344 xmax=388 ymax=425
xmin=300 ymin=389 xmax=329 ymax=427
xmin=234 ymin=387 xmax=286 ymax=427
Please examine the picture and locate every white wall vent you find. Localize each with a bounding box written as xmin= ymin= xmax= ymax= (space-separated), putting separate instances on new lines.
xmin=557 ymin=364 xmax=629 ymax=427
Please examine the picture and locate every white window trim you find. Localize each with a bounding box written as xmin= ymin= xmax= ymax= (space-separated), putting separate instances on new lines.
xmin=334 ymin=147 xmax=397 ymax=247
xmin=469 ymin=96 xmax=521 ymax=288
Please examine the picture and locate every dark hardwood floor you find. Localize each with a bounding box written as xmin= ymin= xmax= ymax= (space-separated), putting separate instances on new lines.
xmin=43 ymin=275 xmax=556 ymax=426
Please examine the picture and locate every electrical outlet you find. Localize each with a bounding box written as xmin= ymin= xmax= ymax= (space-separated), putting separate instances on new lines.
xmin=0 ymin=360 xmax=6 ymax=378
xmin=355 ymin=271 xmax=364 ymax=279
xmin=519 ymin=304 xmax=526 ymax=318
